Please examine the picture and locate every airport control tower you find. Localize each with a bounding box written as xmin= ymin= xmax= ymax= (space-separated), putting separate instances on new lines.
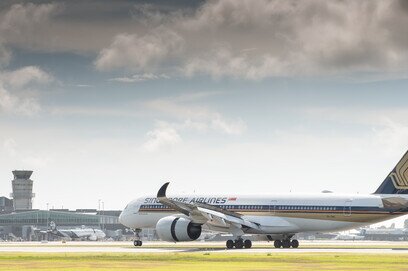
xmin=10 ymin=170 xmax=35 ymax=211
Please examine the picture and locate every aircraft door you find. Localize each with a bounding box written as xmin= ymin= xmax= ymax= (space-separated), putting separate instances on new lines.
xmin=343 ymin=200 xmax=352 ymax=216
xmin=269 ymin=200 xmax=277 ymax=215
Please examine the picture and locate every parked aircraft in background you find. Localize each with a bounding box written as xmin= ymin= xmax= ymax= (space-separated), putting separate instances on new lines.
xmin=46 ymin=221 xmax=106 ymax=241
xmin=120 ymin=150 xmax=408 ymax=249
xmin=334 ymin=230 xmax=365 ymax=240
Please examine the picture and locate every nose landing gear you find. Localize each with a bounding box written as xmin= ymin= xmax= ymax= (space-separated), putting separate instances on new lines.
xmin=133 ymin=240 xmax=143 ymax=246
xmin=133 ymin=228 xmax=142 ymax=247
xmin=225 ymin=238 xmax=252 ymax=249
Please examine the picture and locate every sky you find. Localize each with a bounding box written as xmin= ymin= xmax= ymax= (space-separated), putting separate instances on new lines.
xmin=1 ymin=1 xmax=408 ymax=228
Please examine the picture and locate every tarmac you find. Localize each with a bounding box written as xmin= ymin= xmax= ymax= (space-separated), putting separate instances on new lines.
xmin=1 ymin=240 xmax=408 ymax=254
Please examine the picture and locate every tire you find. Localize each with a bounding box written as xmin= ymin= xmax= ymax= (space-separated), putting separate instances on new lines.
xmin=291 ymin=239 xmax=299 ymax=248
xmin=226 ymin=240 xmax=234 ymax=249
xmin=134 ymin=240 xmax=142 ymax=246
xmin=244 ymin=239 xmax=252 ymax=249
xmin=235 ymin=239 xmax=244 ymax=249
xmin=282 ymin=240 xmax=291 ymax=248
xmin=274 ymin=240 xmax=282 ymax=248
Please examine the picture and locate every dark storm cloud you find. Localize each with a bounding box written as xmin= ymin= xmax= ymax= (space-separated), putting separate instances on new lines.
xmin=1 ymin=0 xmax=408 ymax=79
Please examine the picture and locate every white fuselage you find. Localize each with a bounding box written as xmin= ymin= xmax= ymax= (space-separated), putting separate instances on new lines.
xmin=56 ymin=228 xmax=106 ymax=240
xmin=119 ymin=193 xmax=408 ymax=235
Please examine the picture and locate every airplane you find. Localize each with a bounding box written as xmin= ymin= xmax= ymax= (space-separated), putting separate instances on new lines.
xmin=45 ymin=221 xmax=106 ymax=241
xmin=119 ymin=150 xmax=408 ymax=249
xmin=334 ymin=230 xmax=365 ymax=241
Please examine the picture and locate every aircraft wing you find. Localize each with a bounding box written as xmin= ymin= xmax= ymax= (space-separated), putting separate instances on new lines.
xmin=381 ymin=196 xmax=408 ymax=211
xmin=157 ymin=182 xmax=262 ymax=234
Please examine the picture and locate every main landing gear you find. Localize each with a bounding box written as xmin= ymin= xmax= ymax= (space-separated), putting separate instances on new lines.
xmin=226 ymin=238 xmax=252 ymax=249
xmin=273 ymin=239 xmax=299 ymax=249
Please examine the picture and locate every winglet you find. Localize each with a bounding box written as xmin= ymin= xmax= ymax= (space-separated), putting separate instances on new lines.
xmin=157 ymin=182 xmax=170 ymax=198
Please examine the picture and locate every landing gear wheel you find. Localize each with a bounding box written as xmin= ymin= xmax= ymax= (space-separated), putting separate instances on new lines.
xmin=274 ymin=240 xmax=282 ymax=248
xmin=133 ymin=228 xmax=142 ymax=247
xmin=235 ymin=239 xmax=244 ymax=249
xmin=226 ymin=240 xmax=234 ymax=249
xmin=244 ymin=239 xmax=252 ymax=249
xmin=291 ymin=239 xmax=299 ymax=248
xmin=282 ymin=240 xmax=291 ymax=248
xmin=133 ymin=240 xmax=142 ymax=247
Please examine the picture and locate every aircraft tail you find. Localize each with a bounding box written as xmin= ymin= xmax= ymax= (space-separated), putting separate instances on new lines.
xmin=374 ymin=150 xmax=408 ymax=194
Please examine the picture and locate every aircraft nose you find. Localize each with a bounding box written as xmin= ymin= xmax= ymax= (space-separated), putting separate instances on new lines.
xmin=118 ymin=211 xmax=125 ymax=225
xmin=119 ymin=210 xmax=133 ymax=228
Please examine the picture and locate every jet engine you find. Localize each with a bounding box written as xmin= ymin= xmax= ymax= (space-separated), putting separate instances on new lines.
xmin=156 ymin=216 xmax=202 ymax=242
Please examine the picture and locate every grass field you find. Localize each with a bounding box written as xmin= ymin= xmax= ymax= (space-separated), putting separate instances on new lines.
xmin=0 ymin=253 xmax=407 ymax=271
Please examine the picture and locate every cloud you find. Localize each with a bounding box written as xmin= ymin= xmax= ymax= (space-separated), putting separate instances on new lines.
xmin=95 ymin=29 xmax=184 ymax=71
xmin=211 ymin=115 xmax=246 ymax=135
xmin=302 ymin=105 xmax=408 ymax=155
xmin=0 ymin=0 xmax=405 ymax=80
xmin=145 ymin=97 xmax=246 ymax=135
xmin=143 ymin=121 xmax=182 ymax=152
xmin=0 ymin=66 xmax=52 ymax=116
xmin=0 ymin=84 xmax=41 ymax=116
xmin=0 ymin=44 xmax=11 ymax=67
xmin=0 ymin=66 xmax=53 ymax=88
xmin=109 ymin=73 xmax=169 ymax=83
xmin=184 ymin=47 xmax=288 ymax=79
xmin=0 ymin=3 xmax=61 ymax=51
xmin=0 ymin=1 xmax=406 ymax=80
xmin=92 ymin=0 xmax=408 ymax=79
xmin=141 ymin=92 xmax=246 ymax=151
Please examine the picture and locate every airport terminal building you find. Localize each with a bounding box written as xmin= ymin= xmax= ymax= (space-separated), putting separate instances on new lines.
xmin=0 ymin=170 xmax=125 ymax=241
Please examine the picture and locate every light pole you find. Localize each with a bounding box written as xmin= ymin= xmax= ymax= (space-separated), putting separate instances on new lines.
xmin=101 ymin=201 xmax=105 ymax=231
xmin=98 ymin=199 xmax=101 ymax=228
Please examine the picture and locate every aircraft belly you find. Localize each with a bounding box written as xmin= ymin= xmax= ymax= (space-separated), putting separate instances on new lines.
xmin=239 ymin=211 xmax=393 ymax=223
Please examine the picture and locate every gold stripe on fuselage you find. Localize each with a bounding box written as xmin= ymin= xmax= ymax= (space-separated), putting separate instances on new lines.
xmin=138 ymin=208 xmax=397 ymax=223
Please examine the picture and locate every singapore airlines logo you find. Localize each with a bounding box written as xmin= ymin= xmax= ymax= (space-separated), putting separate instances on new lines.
xmin=391 ymin=154 xmax=408 ymax=189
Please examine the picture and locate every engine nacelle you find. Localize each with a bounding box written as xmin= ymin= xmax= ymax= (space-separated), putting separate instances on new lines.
xmin=156 ymin=216 xmax=202 ymax=242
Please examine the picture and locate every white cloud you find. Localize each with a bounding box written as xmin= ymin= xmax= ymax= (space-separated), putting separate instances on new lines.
xmin=95 ymin=28 xmax=184 ymax=71
xmin=0 ymin=84 xmax=41 ymax=116
xmin=184 ymin=47 xmax=289 ymax=79
xmin=145 ymin=96 xmax=246 ymax=135
xmin=143 ymin=121 xmax=182 ymax=152
xmin=0 ymin=66 xmax=53 ymax=88
xmin=302 ymin=106 xmax=408 ymax=155
xmin=141 ymin=93 xmax=246 ymax=151
xmin=211 ymin=115 xmax=246 ymax=135
xmin=109 ymin=73 xmax=169 ymax=83
xmin=0 ymin=66 xmax=52 ymax=116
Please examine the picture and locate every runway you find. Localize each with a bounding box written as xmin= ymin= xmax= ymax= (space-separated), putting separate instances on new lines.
xmin=1 ymin=240 xmax=408 ymax=254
